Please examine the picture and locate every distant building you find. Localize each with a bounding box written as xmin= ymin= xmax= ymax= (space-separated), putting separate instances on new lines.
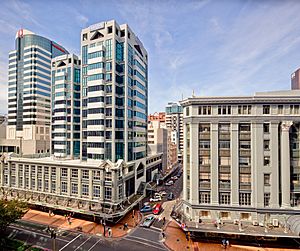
xmin=148 ymin=112 xmax=166 ymax=127
xmin=180 ymin=90 xmax=300 ymax=234
xmin=6 ymin=29 xmax=68 ymax=155
xmin=147 ymin=120 xmax=167 ymax=172
xmin=166 ymin=102 xmax=183 ymax=162
xmin=291 ymin=68 xmax=300 ymax=90
xmin=51 ymin=54 xmax=81 ymax=159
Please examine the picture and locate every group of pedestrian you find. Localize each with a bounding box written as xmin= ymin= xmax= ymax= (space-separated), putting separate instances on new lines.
xmin=64 ymin=213 xmax=72 ymax=225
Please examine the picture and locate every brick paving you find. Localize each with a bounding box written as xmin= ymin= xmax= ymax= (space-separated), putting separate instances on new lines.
xmin=22 ymin=209 xmax=141 ymax=238
xmin=164 ymin=220 xmax=300 ymax=251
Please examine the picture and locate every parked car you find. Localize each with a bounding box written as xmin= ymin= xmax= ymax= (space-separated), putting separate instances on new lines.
xmin=171 ymin=176 xmax=178 ymax=180
xmin=140 ymin=205 xmax=153 ymax=213
xmin=141 ymin=215 xmax=155 ymax=227
xmin=153 ymin=203 xmax=162 ymax=215
xmin=159 ymin=191 xmax=167 ymax=197
xmin=167 ymin=180 xmax=174 ymax=185
xmin=167 ymin=192 xmax=175 ymax=200
xmin=150 ymin=195 xmax=162 ymax=202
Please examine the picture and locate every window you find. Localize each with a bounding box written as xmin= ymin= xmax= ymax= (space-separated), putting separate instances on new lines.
xmin=93 ymin=185 xmax=101 ymax=198
xmin=264 ymin=174 xmax=270 ymax=186
xmin=199 ymin=192 xmax=210 ymax=204
xmin=82 ymin=33 xmax=87 ymax=41
xmin=185 ymin=107 xmax=189 ymax=116
xmin=264 ymin=140 xmax=270 ymax=150
xmin=82 ymin=184 xmax=89 ymax=196
xmin=82 ymin=170 xmax=89 ymax=179
xmin=264 ymin=193 xmax=270 ymax=207
xmin=199 ymin=124 xmax=210 ymax=132
xmin=264 ymin=156 xmax=270 ymax=166
xmin=219 ymin=192 xmax=231 ymax=205
xmin=107 ymin=26 xmax=112 ymax=33
xmin=238 ymin=105 xmax=252 ymax=115
xmin=278 ymin=105 xmax=283 ymax=114
xmin=61 ymin=168 xmax=67 ymax=177
xmin=118 ymin=184 xmax=123 ymax=200
xmin=240 ymin=174 xmax=251 ymax=183
xmin=263 ymin=123 xmax=270 ymax=133
xmin=198 ymin=106 xmax=211 ymax=115
xmin=263 ymin=105 xmax=270 ymax=114
xmin=71 ymin=169 xmax=78 ymax=178
xmin=105 ymin=187 xmax=112 ymax=200
xmin=199 ymin=141 xmax=210 ymax=149
xmin=218 ymin=106 xmax=231 ymax=115
xmin=71 ymin=183 xmax=78 ymax=195
xmin=199 ymin=156 xmax=211 ymax=165
xmin=61 ymin=181 xmax=67 ymax=193
xmin=93 ymin=170 xmax=101 ymax=180
xmin=51 ymin=181 xmax=56 ymax=192
xmin=239 ymin=193 xmax=251 ymax=206
xmin=219 ymin=140 xmax=230 ymax=149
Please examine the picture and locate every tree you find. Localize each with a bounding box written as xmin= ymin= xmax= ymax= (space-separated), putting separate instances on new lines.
xmin=0 ymin=199 xmax=28 ymax=234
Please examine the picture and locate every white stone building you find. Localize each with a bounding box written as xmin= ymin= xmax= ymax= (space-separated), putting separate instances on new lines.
xmin=181 ymin=90 xmax=300 ymax=229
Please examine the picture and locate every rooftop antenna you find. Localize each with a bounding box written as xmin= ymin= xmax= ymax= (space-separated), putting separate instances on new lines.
xmin=181 ymin=93 xmax=184 ymax=100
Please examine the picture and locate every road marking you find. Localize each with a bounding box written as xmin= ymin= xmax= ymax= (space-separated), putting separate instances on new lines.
xmin=127 ymin=235 xmax=163 ymax=246
xmin=59 ymin=234 xmax=82 ymax=251
xmin=9 ymin=225 xmax=68 ymax=243
xmin=141 ymin=226 xmax=161 ymax=233
xmin=73 ymin=236 xmax=92 ymax=251
xmin=87 ymin=238 xmax=102 ymax=251
xmin=124 ymin=236 xmax=166 ymax=251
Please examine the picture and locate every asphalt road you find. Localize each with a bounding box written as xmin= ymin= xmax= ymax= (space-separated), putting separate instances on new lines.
xmin=5 ymin=169 xmax=183 ymax=251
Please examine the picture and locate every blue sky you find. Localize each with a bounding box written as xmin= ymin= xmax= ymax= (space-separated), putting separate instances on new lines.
xmin=1 ymin=0 xmax=300 ymax=114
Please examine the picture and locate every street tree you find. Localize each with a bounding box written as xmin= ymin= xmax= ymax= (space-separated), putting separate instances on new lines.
xmin=0 ymin=199 xmax=28 ymax=234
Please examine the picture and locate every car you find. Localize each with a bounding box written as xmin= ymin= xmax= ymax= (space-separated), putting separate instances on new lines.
xmin=141 ymin=215 xmax=155 ymax=227
xmin=153 ymin=203 xmax=162 ymax=215
xmin=167 ymin=180 xmax=174 ymax=185
xmin=140 ymin=205 xmax=153 ymax=213
xmin=165 ymin=182 xmax=172 ymax=186
xmin=167 ymin=192 xmax=175 ymax=200
xmin=159 ymin=191 xmax=167 ymax=197
xmin=154 ymin=192 xmax=161 ymax=197
xmin=172 ymin=176 xmax=178 ymax=180
xmin=150 ymin=195 xmax=162 ymax=202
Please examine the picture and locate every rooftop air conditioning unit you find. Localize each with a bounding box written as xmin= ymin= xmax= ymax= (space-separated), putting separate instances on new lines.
xmin=252 ymin=220 xmax=259 ymax=226
xmin=234 ymin=219 xmax=239 ymax=225
xmin=272 ymin=219 xmax=279 ymax=227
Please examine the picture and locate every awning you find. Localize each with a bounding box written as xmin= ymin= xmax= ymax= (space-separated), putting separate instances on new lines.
xmin=287 ymin=215 xmax=300 ymax=236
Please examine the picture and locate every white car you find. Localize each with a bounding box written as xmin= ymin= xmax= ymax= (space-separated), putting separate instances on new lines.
xmin=159 ymin=191 xmax=167 ymax=197
xmin=150 ymin=196 xmax=162 ymax=202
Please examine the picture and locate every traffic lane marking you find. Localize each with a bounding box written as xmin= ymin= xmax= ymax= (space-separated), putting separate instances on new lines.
xmin=73 ymin=235 xmax=93 ymax=251
xmin=87 ymin=238 xmax=103 ymax=251
xmin=124 ymin=236 xmax=166 ymax=251
xmin=59 ymin=233 xmax=82 ymax=250
xmin=9 ymin=225 xmax=68 ymax=243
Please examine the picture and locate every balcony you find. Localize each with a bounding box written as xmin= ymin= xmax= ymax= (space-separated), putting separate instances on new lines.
xmin=219 ymin=149 xmax=230 ymax=156
xmin=219 ymin=133 xmax=230 ymax=140
xmin=199 ymin=132 xmax=210 ymax=140
xmin=219 ymin=182 xmax=231 ymax=190
xmin=199 ymin=165 xmax=210 ymax=172
xmin=199 ymin=149 xmax=210 ymax=156
xmin=239 ymin=183 xmax=251 ymax=190
xmin=239 ymin=149 xmax=251 ymax=157
xmin=219 ymin=166 xmax=230 ymax=173
xmin=199 ymin=182 xmax=211 ymax=189
xmin=239 ymin=133 xmax=251 ymax=140
xmin=239 ymin=166 xmax=251 ymax=174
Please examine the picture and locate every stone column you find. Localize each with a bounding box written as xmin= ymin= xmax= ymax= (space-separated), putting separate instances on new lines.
xmin=270 ymin=122 xmax=280 ymax=208
xmin=56 ymin=167 xmax=61 ymax=194
xmin=89 ymin=170 xmax=93 ymax=200
xmin=100 ymin=169 xmax=104 ymax=201
xmin=7 ymin=162 xmax=11 ymax=187
xmin=28 ymin=165 xmax=32 ymax=190
xmin=210 ymin=123 xmax=219 ymax=205
xmin=15 ymin=163 xmax=19 ymax=188
xmin=231 ymin=123 xmax=239 ymax=206
xmin=0 ymin=162 xmax=3 ymax=186
xmin=281 ymin=121 xmax=293 ymax=208
xmin=183 ymin=122 xmax=188 ymax=201
xmin=67 ymin=168 xmax=71 ymax=196
xmin=112 ymin=169 xmax=117 ymax=203
xmin=41 ymin=166 xmax=45 ymax=192
xmin=190 ymin=123 xmax=199 ymax=204
xmin=78 ymin=169 xmax=82 ymax=198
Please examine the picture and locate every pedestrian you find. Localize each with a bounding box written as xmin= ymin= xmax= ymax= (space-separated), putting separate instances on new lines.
xmin=226 ymin=239 xmax=229 ymax=247
xmin=162 ymin=231 xmax=165 ymax=238
xmin=125 ymin=222 xmax=128 ymax=230
xmin=46 ymin=225 xmax=50 ymax=232
xmin=108 ymin=227 xmax=112 ymax=237
xmin=163 ymin=217 xmax=166 ymax=225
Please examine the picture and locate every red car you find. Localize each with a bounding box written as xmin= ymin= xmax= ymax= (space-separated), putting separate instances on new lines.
xmin=152 ymin=203 xmax=162 ymax=215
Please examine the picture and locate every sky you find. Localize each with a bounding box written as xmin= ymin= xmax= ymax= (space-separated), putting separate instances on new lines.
xmin=1 ymin=0 xmax=300 ymax=114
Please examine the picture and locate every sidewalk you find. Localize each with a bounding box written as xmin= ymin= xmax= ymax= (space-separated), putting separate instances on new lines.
xmin=164 ymin=220 xmax=300 ymax=251
xmin=22 ymin=209 xmax=141 ymax=238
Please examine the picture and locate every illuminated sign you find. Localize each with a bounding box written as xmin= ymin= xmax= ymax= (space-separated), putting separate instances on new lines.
xmin=90 ymin=22 xmax=105 ymax=32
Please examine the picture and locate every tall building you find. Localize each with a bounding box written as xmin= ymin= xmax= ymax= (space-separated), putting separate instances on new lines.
xmin=166 ymin=102 xmax=183 ymax=162
xmin=180 ymin=90 xmax=300 ymax=235
xmin=147 ymin=120 xmax=167 ymax=172
xmin=148 ymin=112 xmax=166 ymax=127
xmin=291 ymin=68 xmax=300 ymax=90
xmin=80 ymin=20 xmax=148 ymax=163
xmin=51 ymin=54 xmax=81 ymax=159
xmin=6 ymin=29 xmax=68 ymax=155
